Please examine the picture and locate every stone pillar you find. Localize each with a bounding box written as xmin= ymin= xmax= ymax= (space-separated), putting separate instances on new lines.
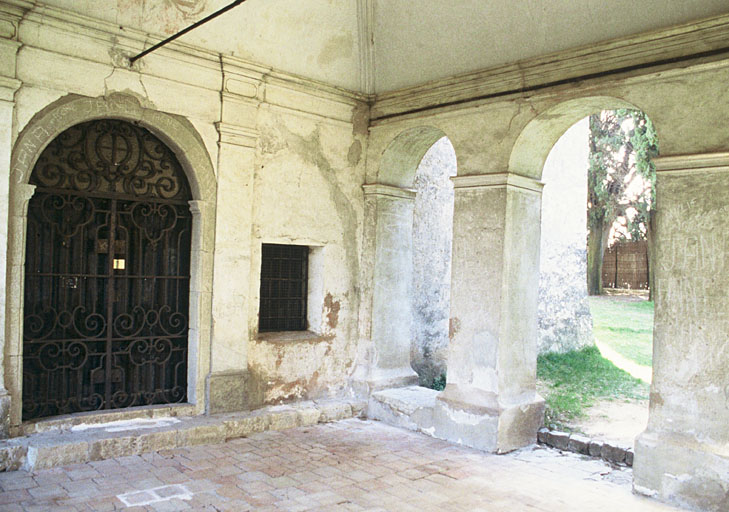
xmin=432 ymin=173 xmax=545 ymax=453
xmin=187 ymin=199 xmax=213 ymax=411
xmin=634 ymin=154 xmax=729 ymax=512
xmin=0 ymin=11 xmax=22 ymax=436
xmin=206 ymin=58 xmax=263 ymax=413
xmin=4 ymin=183 xmax=34 ymax=436
xmin=362 ymin=184 xmax=419 ymax=390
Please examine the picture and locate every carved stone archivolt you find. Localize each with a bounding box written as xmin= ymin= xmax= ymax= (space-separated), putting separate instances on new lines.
xmin=6 ymin=94 xmax=217 ymax=429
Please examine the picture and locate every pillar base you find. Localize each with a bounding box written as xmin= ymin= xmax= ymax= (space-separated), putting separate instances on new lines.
xmin=207 ymin=370 xmax=254 ymax=414
xmin=634 ymin=430 xmax=729 ymax=512
xmin=353 ymin=367 xmax=419 ymax=396
xmin=431 ymin=385 xmax=544 ymax=453
xmin=0 ymin=390 xmax=10 ymax=439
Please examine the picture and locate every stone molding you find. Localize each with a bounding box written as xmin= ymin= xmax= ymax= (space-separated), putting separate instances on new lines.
xmin=362 ymin=183 xmax=416 ymax=200
xmin=654 ymin=152 xmax=729 ymax=174
xmin=0 ymin=0 xmax=30 ymax=38
xmin=372 ymin=14 xmax=729 ymax=119
xmin=15 ymin=1 xmax=366 ymax=124
xmin=10 ymin=94 xmax=216 ymax=200
xmin=0 ymin=76 xmax=20 ymax=102
xmin=216 ymin=122 xmax=257 ymax=149
xmin=451 ymin=173 xmax=544 ymax=193
xmin=5 ymin=93 xmax=217 ymax=433
xmin=357 ymin=0 xmax=375 ymax=96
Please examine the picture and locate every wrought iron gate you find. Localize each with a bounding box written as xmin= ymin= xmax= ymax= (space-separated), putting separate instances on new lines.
xmin=22 ymin=119 xmax=192 ymax=421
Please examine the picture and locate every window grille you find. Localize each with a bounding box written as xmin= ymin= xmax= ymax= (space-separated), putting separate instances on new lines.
xmin=259 ymin=244 xmax=308 ymax=332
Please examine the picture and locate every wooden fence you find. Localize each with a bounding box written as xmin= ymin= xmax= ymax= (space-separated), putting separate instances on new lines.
xmin=601 ymin=240 xmax=649 ymax=290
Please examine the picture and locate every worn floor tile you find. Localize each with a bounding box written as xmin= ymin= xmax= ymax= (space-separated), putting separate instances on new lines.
xmin=0 ymin=419 xmax=682 ymax=511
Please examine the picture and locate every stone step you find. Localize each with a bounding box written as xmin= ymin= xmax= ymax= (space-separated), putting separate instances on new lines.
xmin=0 ymin=398 xmax=366 ymax=472
xmin=368 ymin=385 xmax=438 ymax=434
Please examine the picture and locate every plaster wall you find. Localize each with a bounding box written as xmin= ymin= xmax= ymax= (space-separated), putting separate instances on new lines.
xmin=411 ymin=137 xmax=456 ymax=385
xmin=1 ymin=4 xmax=368 ymax=431
xmin=538 ymin=117 xmax=593 ymax=354
xmin=35 ymin=0 xmax=361 ymax=91
xmin=244 ymin=106 xmax=366 ymax=407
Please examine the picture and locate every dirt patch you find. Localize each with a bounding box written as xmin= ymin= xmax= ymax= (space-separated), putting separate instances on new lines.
xmin=573 ymin=398 xmax=648 ymax=448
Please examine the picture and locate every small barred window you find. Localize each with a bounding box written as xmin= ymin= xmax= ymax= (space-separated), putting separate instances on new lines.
xmin=259 ymin=244 xmax=308 ymax=332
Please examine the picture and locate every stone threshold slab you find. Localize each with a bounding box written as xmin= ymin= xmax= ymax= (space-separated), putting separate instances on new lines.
xmin=537 ymin=427 xmax=635 ymax=466
xmin=368 ymin=385 xmax=439 ymax=433
xmin=0 ymin=398 xmax=366 ymax=472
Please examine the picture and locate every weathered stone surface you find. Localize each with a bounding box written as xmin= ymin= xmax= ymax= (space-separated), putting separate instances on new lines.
xmin=89 ymin=435 xmax=139 ymax=461
xmin=317 ymin=401 xmax=353 ymax=423
xmin=223 ymin=411 xmax=271 ymax=438
xmin=568 ymin=434 xmax=591 ymax=455
xmin=601 ymin=443 xmax=626 ymax=464
xmin=548 ymin=431 xmax=570 ymax=451
xmin=0 ymin=393 xmax=10 ymax=439
xmin=537 ymin=427 xmax=550 ymax=444
xmin=25 ymin=438 xmax=89 ymax=471
xmin=136 ymin=430 xmax=178 ymax=454
xmin=411 ymin=137 xmax=456 ymax=386
xmin=633 ymin=157 xmax=729 ymax=512
xmin=588 ymin=439 xmax=604 ymax=458
xmin=635 ymin=430 xmax=729 ymax=512
xmin=350 ymin=400 xmax=367 ymax=418
xmin=207 ymin=370 xmax=249 ymax=414
xmin=295 ymin=402 xmax=322 ymax=426
xmin=176 ymin=422 xmax=226 ymax=447
xmin=538 ymin=118 xmax=593 ymax=354
xmin=0 ymin=444 xmax=25 ymax=471
xmin=268 ymin=408 xmax=300 ymax=431
xmin=625 ymin=448 xmax=634 ymax=467
xmin=369 ymin=386 xmax=437 ymax=433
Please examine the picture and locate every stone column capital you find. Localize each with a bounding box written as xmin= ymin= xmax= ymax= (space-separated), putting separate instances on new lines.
xmin=362 ymin=183 xmax=416 ymax=200
xmin=0 ymin=77 xmax=19 ymax=102
xmin=451 ymin=173 xmax=543 ymax=193
xmin=215 ymin=122 xmax=258 ymax=149
xmin=10 ymin=183 xmax=35 ymax=212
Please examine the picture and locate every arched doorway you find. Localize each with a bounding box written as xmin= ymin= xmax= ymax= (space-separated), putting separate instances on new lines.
xmin=22 ymin=119 xmax=193 ymax=420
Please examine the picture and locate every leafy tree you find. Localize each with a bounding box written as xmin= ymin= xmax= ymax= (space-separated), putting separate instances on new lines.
xmin=586 ymin=109 xmax=658 ymax=296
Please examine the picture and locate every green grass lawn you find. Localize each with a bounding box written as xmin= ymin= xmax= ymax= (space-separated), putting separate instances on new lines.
xmin=537 ymin=346 xmax=649 ymax=431
xmin=588 ymin=296 xmax=654 ymax=367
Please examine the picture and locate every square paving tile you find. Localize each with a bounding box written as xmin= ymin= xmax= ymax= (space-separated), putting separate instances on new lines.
xmin=1 ymin=418 xmax=683 ymax=511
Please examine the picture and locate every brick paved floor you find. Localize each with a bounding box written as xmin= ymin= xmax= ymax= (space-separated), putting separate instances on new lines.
xmin=0 ymin=418 xmax=679 ymax=511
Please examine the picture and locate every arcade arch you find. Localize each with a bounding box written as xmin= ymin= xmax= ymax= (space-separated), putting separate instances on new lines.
xmin=364 ymin=126 xmax=456 ymax=389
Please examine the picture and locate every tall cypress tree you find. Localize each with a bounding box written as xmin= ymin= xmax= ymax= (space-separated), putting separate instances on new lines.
xmin=586 ymin=109 xmax=657 ymax=295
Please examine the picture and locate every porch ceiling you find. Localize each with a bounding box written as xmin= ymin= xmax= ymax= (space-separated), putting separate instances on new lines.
xmin=38 ymin=0 xmax=729 ymax=94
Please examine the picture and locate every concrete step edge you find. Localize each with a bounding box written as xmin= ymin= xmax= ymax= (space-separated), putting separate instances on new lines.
xmin=0 ymin=398 xmax=367 ymax=472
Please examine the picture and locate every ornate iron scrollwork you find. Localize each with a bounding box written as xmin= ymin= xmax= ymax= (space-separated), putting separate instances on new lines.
xmin=23 ymin=119 xmax=192 ymax=421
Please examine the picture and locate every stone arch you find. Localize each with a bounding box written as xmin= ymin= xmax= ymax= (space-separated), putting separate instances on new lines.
xmin=5 ymin=94 xmax=216 ymax=433
xmin=364 ymin=125 xmax=456 ymax=390
xmin=508 ymin=94 xmax=659 ymax=450
xmin=508 ymin=96 xmax=642 ymax=179
xmin=377 ymin=126 xmax=453 ymax=187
